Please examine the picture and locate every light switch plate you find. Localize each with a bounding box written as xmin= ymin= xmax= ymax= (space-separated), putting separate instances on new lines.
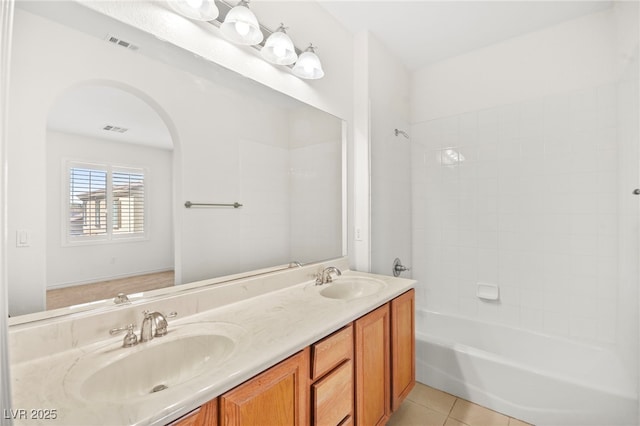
xmin=16 ymin=229 xmax=31 ymax=247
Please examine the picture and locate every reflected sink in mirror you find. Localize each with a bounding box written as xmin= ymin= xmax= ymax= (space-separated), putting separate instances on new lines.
xmin=64 ymin=322 xmax=247 ymax=403
xmin=317 ymin=277 xmax=386 ymax=300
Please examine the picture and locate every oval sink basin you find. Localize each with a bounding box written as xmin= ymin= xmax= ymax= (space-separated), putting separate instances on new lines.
xmin=64 ymin=322 xmax=247 ymax=403
xmin=319 ymin=277 xmax=386 ymax=300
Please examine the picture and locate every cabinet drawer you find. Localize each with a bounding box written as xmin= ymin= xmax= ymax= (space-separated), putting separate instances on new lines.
xmin=311 ymin=324 xmax=353 ymax=380
xmin=312 ymin=360 xmax=353 ymax=426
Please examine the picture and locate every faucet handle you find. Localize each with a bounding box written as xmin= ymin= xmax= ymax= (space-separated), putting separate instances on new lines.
xmin=109 ymin=323 xmax=136 ymax=335
xmin=109 ymin=324 xmax=138 ymax=348
xmin=392 ymin=258 xmax=411 ymax=277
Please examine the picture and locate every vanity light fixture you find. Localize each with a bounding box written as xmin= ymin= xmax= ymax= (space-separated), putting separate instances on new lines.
xmin=168 ymin=0 xmax=325 ymax=79
xmin=292 ymin=44 xmax=324 ymax=80
xmin=261 ymin=24 xmax=297 ymax=66
xmin=169 ymin=0 xmax=220 ymax=21
xmin=220 ymin=0 xmax=263 ymax=45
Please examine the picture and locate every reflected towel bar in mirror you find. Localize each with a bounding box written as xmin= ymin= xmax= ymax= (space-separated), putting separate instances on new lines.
xmin=184 ymin=201 xmax=243 ymax=208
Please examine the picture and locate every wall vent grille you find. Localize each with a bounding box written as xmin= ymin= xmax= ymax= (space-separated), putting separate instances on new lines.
xmin=105 ymin=34 xmax=139 ymax=51
xmin=103 ymin=125 xmax=129 ymax=133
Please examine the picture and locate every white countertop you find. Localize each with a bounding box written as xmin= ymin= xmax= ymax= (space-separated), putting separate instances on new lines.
xmin=9 ymin=269 xmax=415 ymax=426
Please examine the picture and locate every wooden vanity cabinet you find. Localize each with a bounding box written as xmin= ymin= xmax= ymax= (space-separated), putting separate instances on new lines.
xmin=354 ymin=304 xmax=391 ymax=426
xmin=219 ymin=348 xmax=309 ymax=426
xmin=168 ymin=289 xmax=415 ymax=426
xmin=390 ymin=289 xmax=415 ymax=411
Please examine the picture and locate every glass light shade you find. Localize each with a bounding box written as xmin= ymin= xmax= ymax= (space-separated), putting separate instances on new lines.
xmin=261 ymin=26 xmax=297 ymax=65
xmin=292 ymin=45 xmax=324 ymax=80
xmin=169 ymin=0 xmax=219 ymax=21
xmin=220 ymin=1 xmax=263 ymax=45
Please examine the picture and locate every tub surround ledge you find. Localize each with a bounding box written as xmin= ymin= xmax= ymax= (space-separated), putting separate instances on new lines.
xmin=8 ymin=258 xmax=415 ymax=426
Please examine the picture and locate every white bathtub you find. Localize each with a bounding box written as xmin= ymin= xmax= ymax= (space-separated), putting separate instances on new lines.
xmin=416 ymin=310 xmax=637 ymax=426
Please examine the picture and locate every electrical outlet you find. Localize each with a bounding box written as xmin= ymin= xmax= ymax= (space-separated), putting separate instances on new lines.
xmin=355 ymin=228 xmax=362 ymax=241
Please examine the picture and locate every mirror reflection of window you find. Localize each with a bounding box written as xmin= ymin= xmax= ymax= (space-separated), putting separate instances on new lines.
xmin=67 ymin=163 xmax=146 ymax=242
xmin=112 ymin=170 xmax=145 ymax=235
xmin=69 ymin=167 xmax=107 ymax=236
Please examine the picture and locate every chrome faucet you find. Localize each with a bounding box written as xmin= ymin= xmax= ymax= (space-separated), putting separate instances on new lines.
xmin=140 ymin=310 xmax=177 ymax=342
xmin=110 ymin=310 xmax=177 ymax=347
xmin=140 ymin=311 xmax=155 ymax=342
xmin=316 ymin=266 xmax=342 ymax=285
xmin=113 ymin=293 xmax=130 ymax=304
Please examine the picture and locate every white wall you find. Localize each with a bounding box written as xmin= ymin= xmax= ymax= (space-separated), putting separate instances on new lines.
xmin=410 ymin=4 xmax=638 ymax=394
xmin=614 ymin=0 xmax=640 ymax=403
xmin=411 ymin=8 xmax=620 ymax=123
xmin=352 ymin=31 xmax=371 ymax=271
xmin=45 ymin=131 xmax=174 ymax=288
xmin=289 ymin=107 xmax=343 ymax=264
xmin=176 ymin=78 xmax=293 ymax=283
xmin=367 ymin=33 xmax=412 ymax=276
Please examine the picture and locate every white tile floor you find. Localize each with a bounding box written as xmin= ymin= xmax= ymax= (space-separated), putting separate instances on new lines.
xmin=387 ymin=383 xmax=533 ymax=426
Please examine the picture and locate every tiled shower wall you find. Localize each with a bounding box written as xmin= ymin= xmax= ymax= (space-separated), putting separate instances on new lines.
xmin=411 ymin=81 xmax=635 ymax=346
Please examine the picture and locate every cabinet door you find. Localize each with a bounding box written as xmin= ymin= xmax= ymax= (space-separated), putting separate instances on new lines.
xmin=391 ymin=289 xmax=415 ymax=411
xmin=220 ymin=349 xmax=309 ymax=426
xmin=170 ymin=398 xmax=218 ymax=426
xmin=354 ymin=304 xmax=390 ymax=426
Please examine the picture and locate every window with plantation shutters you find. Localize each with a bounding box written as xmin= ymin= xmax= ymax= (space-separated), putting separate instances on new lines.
xmin=112 ymin=170 xmax=144 ymax=235
xmin=67 ymin=162 xmax=146 ymax=243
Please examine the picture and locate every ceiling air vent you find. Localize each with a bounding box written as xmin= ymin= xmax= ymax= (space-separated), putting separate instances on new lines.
xmin=103 ymin=125 xmax=129 ymax=133
xmin=105 ymin=34 xmax=139 ymax=51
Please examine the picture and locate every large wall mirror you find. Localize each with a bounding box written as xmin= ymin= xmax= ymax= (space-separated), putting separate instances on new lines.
xmin=7 ymin=1 xmax=345 ymax=319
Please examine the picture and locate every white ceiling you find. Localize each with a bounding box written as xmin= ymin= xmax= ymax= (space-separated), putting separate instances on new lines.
xmin=319 ymin=1 xmax=613 ymax=70
xmin=47 ymin=85 xmax=173 ymax=150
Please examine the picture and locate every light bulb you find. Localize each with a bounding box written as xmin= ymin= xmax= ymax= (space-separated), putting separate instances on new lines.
xmin=261 ymin=24 xmax=297 ymax=65
xmin=292 ymin=44 xmax=324 ymax=79
xmin=273 ymin=45 xmax=286 ymax=58
xmin=169 ymin=0 xmax=219 ymax=21
xmin=235 ymin=21 xmax=250 ymax=36
xmin=186 ymin=0 xmax=203 ymax=8
xmin=220 ymin=1 xmax=262 ymax=45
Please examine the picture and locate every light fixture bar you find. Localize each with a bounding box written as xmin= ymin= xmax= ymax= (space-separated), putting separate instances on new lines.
xmin=209 ymin=0 xmax=303 ymax=61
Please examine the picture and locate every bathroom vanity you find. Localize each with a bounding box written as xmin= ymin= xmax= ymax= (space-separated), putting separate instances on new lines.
xmin=174 ymin=290 xmax=415 ymax=426
xmin=8 ymin=258 xmax=415 ymax=426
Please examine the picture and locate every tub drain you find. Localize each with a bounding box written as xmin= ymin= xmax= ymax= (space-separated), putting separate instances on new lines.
xmin=151 ymin=384 xmax=168 ymax=393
